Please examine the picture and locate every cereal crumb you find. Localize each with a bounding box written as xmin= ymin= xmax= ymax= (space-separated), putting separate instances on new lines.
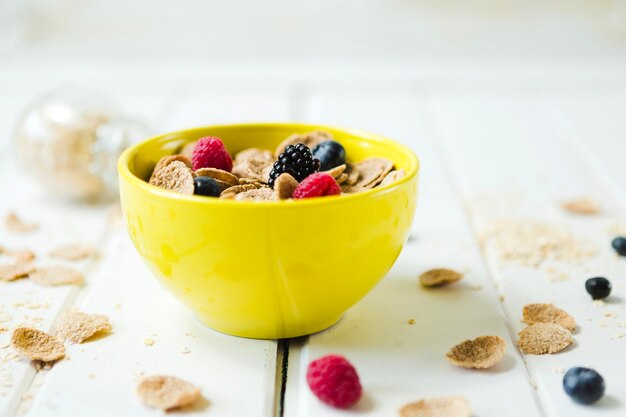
xmin=561 ymin=198 xmax=600 ymax=215
xmin=56 ymin=311 xmax=111 ymax=343
xmin=468 ymin=285 xmax=483 ymax=291
xmin=522 ymin=303 xmax=576 ymax=332
xmin=137 ymin=375 xmax=200 ymax=410
xmin=407 ymin=319 xmax=415 ymax=325
xmin=399 ymin=396 xmax=470 ymax=417
xmin=554 ymin=366 xmax=565 ymax=374
xmin=181 ymin=347 xmax=191 ymax=354
xmin=11 ymin=328 xmax=65 ymax=362
xmin=446 ymin=335 xmax=506 ymax=369
xmin=517 ymin=323 xmax=573 ymax=354
xmin=87 ymin=373 xmax=96 ymax=379
xmin=143 ymin=338 xmax=155 ymax=346
xmin=419 ymin=268 xmax=464 ymax=288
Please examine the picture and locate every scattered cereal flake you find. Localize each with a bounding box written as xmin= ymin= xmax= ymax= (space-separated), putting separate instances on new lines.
xmin=179 ymin=141 xmax=198 ymax=159
xmin=274 ymin=173 xmax=299 ymax=200
xmin=561 ymin=198 xmax=600 ymax=215
xmin=478 ymin=219 xmax=596 ymax=267
xmin=399 ymin=396 xmax=470 ymax=417
xmin=554 ymin=366 xmax=565 ymax=374
xmin=407 ymin=319 xmax=416 ymax=325
xmin=5 ymin=213 xmax=38 ymax=233
xmin=11 ymin=328 xmax=64 ymax=362
xmin=29 ymin=266 xmax=84 ymax=286
xmin=0 ymin=263 xmax=35 ymax=282
xmin=56 ymin=311 xmax=112 ymax=343
xmin=611 ymin=333 xmax=625 ymax=340
xmin=4 ymin=249 xmax=36 ymax=263
xmin=446 ymin=335 xmax=506 ymax=369
xmin=143 ymin=338 xmax=155 ymax=346
xmin=419 ymin=268 xmax=464 ymax=288
xmin=604 ymin=311 xmax=615 ymax=318
xmin=148 ymin=161 xmax=194 ymax=195
xmin=48 ymin=243 xmax=97 ymax=261
xmin=499 ymin=295 xmax=506 ymax=302
xmin=235 ymin=188 xmax=277 ymax=202
xmin=468 ymin=285 xmax=483 ymax=291
xmin=380 ymin=169 xmax=405 ymax=187
xmin=354 ymin=158 xmax=394 ymax=188
xmin=181 ymin=347 xmax=190 ymax=354
xmin=194 ymin=167 xmax=238 ymax=185
xmin=274 ymin=131 xmax=331 ymax=158
xmin=522 ymin=304 xmax=576 ymax=332
xmin=517 ymin=323 xmax=573 ymax=355
xmin=137 ymin=375 xmax=200 ymax=411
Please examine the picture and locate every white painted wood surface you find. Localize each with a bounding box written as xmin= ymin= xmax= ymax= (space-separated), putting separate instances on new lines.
xmin=1 ymin=75 xmax=625 ymax=417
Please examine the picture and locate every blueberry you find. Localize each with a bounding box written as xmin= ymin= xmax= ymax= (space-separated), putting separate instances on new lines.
xmin=585 ymin=277 xmax=612 ymax=300
xmin=563 ymin=367 xmax=605 ymax=405
xmin=193 ymin=176 xmax=220 ymax=197
xmin=612 ymin=236 xmax=626 ymax=256
xmin=312 ymin=140 xmax=346 ymax=171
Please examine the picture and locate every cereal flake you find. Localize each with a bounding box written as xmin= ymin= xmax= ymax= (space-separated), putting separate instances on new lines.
xmin=137 ymin=375 xmax=200 ymax=410
xmin=5 ymin=213 xmax=38 ymax=233
xmin=274 ymin=173 xmax=299 ymax=200
xmin=522 ymin=303 xmax=576 ymax=332
xmin=48 ymin=243 xmax=97 ymax=261
xmin=419 ymin=268 xmax=464 ymax=287
xmin=56 ymin=311 xmax=112 ymax=343
xmin=561 ymin=198 xmax=600 ymax=215
xmin=354 ymin=157 xmax=394 ymax=188
xmin=0 ymin=263 xmax=35 ymax=282
xmin=446 ymin=335 xmax=506 ymax=369
xmin=517 ymin=323 xmax=573 ymax=354
xmin=399 ymin=396 xmax=471 ymax=417
xmin=148 ymin=161 xmax=194 ymax=195
xmin=29 ymin=266 xmax=84 ymax=286
xmin=11 ymin=328 xmax=65 ymax=362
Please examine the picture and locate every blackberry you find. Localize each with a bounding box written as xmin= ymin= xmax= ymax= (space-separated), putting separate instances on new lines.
xmin=268 ymin=143 xmax=320 ymax=188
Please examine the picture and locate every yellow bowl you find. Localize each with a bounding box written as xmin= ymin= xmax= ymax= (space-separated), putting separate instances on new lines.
xmin=118 ymin=123 xmax=419 ymax=339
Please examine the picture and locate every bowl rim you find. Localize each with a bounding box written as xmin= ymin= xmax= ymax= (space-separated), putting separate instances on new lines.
xmin=118 ymin=122 xmax=420 ymax=207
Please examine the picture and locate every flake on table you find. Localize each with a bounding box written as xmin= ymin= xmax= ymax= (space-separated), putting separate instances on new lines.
xmin=468 ymin=285 xmax=483 ymax=291
xmin=399 ymin=396 xmax=470 ymax=417
xmin=29 ymin=266 xmax=84 ymax=286
xmin=407 ymin=319 xmax=415 ymax=325
xmin=554 ymin=366 xmax=565 ymax=374
xmin=137 ymin=375 xmax=201 ymax=411
xmin=522 ymin=303 xmax=576 ymax=332
xmin=517 ymin=323 xmax=573 ymax=354
xmin=56 ymin=311 xmax=112 ymax=343
xmin=604 ymin=311 xmax=615 ymax=317
xmin=3 ymin=248 xmax=36 ymax=263
xmin=143 ymin=338 xmax=155 ymax=346
xmin=560 ymin=197 xmax=600 ymax=215
xmin=181 ymin=347 xmax=191 ymax=354
xmin=11 ymin=327 xmax=65 ymax=362
xmin=0 ymin=263 xmax=35 ymax=282
xmin=48 ymin=243 xmax=97 ymax=261
xmin=5 ymin=212 xmax=38 ymax=233
xmin=419 ymin=268 xmax=464 ymax=288
xmin=446 ymin=335 xmax=506 ymax=369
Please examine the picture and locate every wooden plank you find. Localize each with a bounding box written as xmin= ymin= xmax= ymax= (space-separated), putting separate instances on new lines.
xmin=427 ymin=94 xmax=626 ymax=416
xmin=284 ymin=90 xmax=542 ymax=416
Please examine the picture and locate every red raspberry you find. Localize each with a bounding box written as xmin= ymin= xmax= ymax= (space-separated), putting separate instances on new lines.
xmin=292 ymin=173 xmax=340 ymax=199
xmin=306 ymin=354 xmax=362 ymax=408
xmin=191 ymin=137 xmax=233 ymax=172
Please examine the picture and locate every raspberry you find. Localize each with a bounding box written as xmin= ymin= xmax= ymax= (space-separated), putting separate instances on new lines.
xmin=191 ymin=137 xmax=233 ymax=172
xmin=292 ymin=173 xmax=340 ymax=199
xmin=268 ymin=143 xmax=320 ymax=188
xmin=306 ymin=354 xmax=362 ymax=408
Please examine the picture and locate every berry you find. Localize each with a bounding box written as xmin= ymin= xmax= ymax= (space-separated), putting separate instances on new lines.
xmin=193 ymin=176 xmax=220 ymax=197
xmin=268 ymin=143 xmax=320 ymax=188
xmin=292 ymin=173 xmax=341 ymax=199
xmin=312 ymin=140 xmax=346 ymax=171
xmin=191 ymin=137 xmax=233 ymax=172
xmin=612 ymin=236 xmax=626 ymax=256
xmin=306 ymin=355 xmax=362 ymax=408
xmin=563 ymin=367 xmax=605 ymax=405
xmin=585 ymin=277 xmax=612 ymax=300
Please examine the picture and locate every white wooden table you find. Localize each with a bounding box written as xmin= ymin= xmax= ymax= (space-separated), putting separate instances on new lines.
xmin=1 ymin=72 xmax=625 ymax=417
